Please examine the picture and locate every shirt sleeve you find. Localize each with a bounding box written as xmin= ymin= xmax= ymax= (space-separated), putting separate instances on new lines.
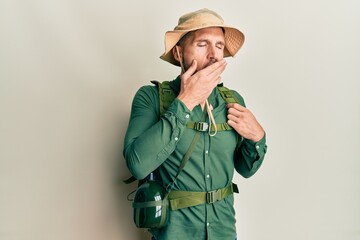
xmin=230 ymin=90 xmax=268 ymax=178
xmin=234 ymin=134 xmax=267 ymax=178
xmin=123 ymin=85 xmax=192 ymax=180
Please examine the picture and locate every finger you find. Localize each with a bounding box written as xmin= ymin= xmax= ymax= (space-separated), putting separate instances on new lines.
xmin=227 ymin=103 xmax=246 ymax=111
xmin=199 ymin=59 xmax=226 ymax=76
xmin=227 ymin=114 xmax=239 ymax=123
xmin=227 ymin=108 xmax=242 ymax=118
xmin=206 ymin=60 xmax=227 ymax=77
xmin=182 ymin=59 xmax=197 ymax=79
xmin=227 ymin=119 xmax=237 ymax=129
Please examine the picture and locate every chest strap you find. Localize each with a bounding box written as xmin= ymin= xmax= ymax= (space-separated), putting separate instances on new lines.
xmin=168 ymin=183 xmax=239 ymax=211
xmin=186 ymin=121 xmax=233 ymax=132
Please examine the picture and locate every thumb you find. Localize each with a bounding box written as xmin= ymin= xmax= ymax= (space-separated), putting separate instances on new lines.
xmin=182 ymin=59 xmax=197 ymax=79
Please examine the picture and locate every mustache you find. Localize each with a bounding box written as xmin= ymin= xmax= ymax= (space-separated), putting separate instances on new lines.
xmin=204 ymin=59 xmax=217 ymax=68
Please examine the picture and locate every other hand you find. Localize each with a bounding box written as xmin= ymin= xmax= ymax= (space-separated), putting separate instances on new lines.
xmin=226 ymin=103 xmax=264 ymax=142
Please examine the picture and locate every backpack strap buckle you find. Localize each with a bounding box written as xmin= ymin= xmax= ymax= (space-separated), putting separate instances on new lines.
xmin=206 ymin=189 xmax=222 ymax=204
xmin=194 ymin=122 xmax=209 ymax=132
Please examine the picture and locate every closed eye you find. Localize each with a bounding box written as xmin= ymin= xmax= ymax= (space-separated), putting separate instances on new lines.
xmin=196 ymin=40 xmax=224 ymax=49
xmin=216 ymin=42 xmax=225 ymax=50
xmin=197 ymin=41 xmax=208 ymax=47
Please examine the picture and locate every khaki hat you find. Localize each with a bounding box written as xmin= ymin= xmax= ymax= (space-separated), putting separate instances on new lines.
xmin=160 ymin=8 xmax=245 ymax=66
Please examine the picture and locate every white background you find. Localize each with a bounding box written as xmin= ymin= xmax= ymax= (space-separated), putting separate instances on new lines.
xmin=0 ymin=0 xmax=359 ymax=239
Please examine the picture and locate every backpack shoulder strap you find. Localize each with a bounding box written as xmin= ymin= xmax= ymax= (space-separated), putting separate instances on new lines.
xmin=217 ymin=85 xmax=240 ymax=104
xmin=151 ymin=80 xmax=176 ymax=116
xmin=217 ymin=84 xmax=244 ymax=143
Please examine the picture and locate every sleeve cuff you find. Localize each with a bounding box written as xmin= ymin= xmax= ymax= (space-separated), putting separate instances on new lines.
xmin=166 ymin=98 xmax=192 ymax=124
xmin=243 ymin=133 xmax=267 ymax=158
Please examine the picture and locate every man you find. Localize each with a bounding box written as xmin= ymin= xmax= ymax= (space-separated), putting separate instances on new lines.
xmin=123 ymin=8 xmax=267 ymax=240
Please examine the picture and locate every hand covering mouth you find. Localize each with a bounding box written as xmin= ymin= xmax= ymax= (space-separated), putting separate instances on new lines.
xmin=203 ymin=59 xmax=217 ymax=69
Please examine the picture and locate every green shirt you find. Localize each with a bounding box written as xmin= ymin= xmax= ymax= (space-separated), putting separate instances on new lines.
xmin=123 ymin=76 xmax=267 ymax=240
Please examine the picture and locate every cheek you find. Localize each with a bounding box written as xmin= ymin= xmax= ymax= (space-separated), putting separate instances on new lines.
xmin=183 ymin=57 xmax=206 ymax=71
xmin=194 ymin=50 xmax=208 ymax=70
xmin=182 ymin=49 xmax=208 ymax=70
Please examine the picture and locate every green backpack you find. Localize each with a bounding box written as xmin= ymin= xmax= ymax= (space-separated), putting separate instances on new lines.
xmin=125 ymin=80 xmax=241 ymax=229
xmin=125 ymin=80 xmax=241 ymax=185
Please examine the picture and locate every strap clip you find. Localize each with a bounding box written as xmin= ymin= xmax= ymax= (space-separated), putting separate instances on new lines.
xmin=206 ymin=189 xmax=222 ymax=204
xmin=194 ymin=122 xmax=210 ymax=132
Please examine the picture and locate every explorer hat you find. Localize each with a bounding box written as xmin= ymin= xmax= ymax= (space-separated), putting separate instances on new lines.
xmin=160 ymin=8 xmax=245 ymax=66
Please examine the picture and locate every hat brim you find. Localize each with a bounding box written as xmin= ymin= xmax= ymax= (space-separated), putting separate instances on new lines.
xmin=160 ymin=25 xmax=245 ymax=66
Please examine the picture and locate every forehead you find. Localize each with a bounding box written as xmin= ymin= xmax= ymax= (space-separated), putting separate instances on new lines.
xmin=192 ymin=27 xmax=225 ymax=40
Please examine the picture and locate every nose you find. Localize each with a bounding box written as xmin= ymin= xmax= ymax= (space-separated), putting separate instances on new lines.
xmin=208 ymin=44 xmax=221 ymax=61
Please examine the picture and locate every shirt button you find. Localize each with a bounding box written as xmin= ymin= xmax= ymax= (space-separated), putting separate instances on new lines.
xmin=205 ymin=150 xmax=209 ymax=154
xmin=206 ymin=174 xmax=210 ymax=179
xmin=256 ymin=145 xmax=260 ymax=149
xmin=175 ymin=137 xmax=179 ymax=141
xmin=185 ymin=114 xmax=190 ymax=119
xmin=207 ymin=222 xmax=210 ymax=227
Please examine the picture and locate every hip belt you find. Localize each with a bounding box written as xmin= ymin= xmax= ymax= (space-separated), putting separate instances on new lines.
xmin=168 ymin=183 xmax=239 ymax=210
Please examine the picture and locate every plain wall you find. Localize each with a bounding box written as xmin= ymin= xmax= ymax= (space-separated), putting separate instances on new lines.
xmin=1 ymin=0 xmax=359 ymax=239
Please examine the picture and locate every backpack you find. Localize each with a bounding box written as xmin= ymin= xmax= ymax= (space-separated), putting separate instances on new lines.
xmin=124 ymin=80 xmax=241 ymax=185
xmin=124 ymin=80 xmax=241 ymax=228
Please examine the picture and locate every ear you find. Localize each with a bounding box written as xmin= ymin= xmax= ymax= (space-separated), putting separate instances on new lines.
xmin=172 ymin=46 xmax=181 ymax=62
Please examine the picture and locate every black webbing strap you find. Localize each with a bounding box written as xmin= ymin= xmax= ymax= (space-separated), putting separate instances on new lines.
xmin=123 ymin=175 xmax=137 ymax=184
